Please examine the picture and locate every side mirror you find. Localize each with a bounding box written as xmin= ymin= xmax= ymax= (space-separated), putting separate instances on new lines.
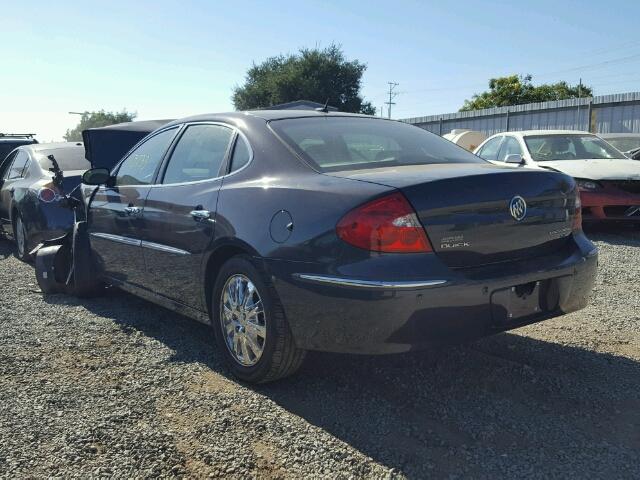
xmin=504 ymin=153 xmax=525 ymax=165
xmin=82 ymin=168 xmax=111 ymax=185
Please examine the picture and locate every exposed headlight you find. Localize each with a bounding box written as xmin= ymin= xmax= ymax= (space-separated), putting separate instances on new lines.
xmin=576 ymin=179 xmax=600 ymax=190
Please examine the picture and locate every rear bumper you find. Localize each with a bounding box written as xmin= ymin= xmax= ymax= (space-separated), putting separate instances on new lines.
xmin=24 ymin=203 xmax=74 ymax=251
xmin=266 ymin=236 xmax=598 ymax=354
xmin=580 ymin=188 xmax=640 ymax=222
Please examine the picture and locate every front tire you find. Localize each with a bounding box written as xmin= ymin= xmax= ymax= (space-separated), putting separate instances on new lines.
xmin=211 ymin=255 xmax=305 ymax=383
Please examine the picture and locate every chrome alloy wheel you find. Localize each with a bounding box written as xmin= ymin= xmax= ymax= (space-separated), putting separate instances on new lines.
xmin=15 ymin=216 xmax=25 ymax=257
xmin=220 ymin=274 xmax=266 ymax=366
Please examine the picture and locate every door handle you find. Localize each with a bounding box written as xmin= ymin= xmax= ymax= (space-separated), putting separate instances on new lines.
xmin=124 ymin=206 xmax=142 ymax=216
xmin=190 ymin=209 xmax=211 ymax=222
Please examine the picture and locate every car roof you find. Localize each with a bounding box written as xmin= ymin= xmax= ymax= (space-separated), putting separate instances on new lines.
xmin=84 ymin=119 xmax=173 ymax=134
xmin=164 ymin=109 xmax=380 ymax=127
xmin=496 ymin=130 xmax=593 ymax=137
xmin=0 ymin=137 xmax=35 ymax=143
xmin=21 ymin=142 xmax=84 ymax=154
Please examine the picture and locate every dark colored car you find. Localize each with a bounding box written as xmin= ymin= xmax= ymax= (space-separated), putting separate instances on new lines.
xmin=0 ymin=142 xmax=88 ymax=259
xmin=0 ymin=133 xmax=37 ymax=162
xmin=69 ymin=111 xmax=596 ymax=383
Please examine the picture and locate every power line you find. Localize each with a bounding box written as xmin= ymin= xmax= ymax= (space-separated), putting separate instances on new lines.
xmin=385 ymin=82 xmax=399 ymax=119
xmin=375 ymin=50 xmax=640 ymax=99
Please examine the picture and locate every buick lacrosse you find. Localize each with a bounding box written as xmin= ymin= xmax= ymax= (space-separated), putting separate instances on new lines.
xmin=56 ymin=111 xmax=597 ymax=383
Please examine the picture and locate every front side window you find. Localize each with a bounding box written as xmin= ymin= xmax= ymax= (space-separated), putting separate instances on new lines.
xmin=497 ymin=137 xmax=523 ymax=161
xmin=115 ymin=128 xmax=178 ymax=186
xmin=270 ymin=117 xmax=483 ymax=172
xmin=524 ymin=134 xmax=626 ymax=161
xmin=7 ymin=151 xmax=29 ymax=179
xmin=162 ymin=124 xmax=233 ymax=184
xmin=477 ymin=137 xmax=503 ymax=161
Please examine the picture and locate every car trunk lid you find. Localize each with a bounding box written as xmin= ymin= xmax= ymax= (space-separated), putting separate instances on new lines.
xmin=328 ymin=164 xmax=577 ymax=268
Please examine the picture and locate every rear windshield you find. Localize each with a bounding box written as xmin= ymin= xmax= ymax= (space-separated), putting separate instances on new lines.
xmin=37 ymin=147 xmax=90 ymax=171
xmin=524 ymin=134 xmax=626 ymax=161
xmin=270 ymin=117 xmax=483 ymax=172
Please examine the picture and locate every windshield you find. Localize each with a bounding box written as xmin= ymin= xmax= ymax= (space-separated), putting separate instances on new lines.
xmin=37 ymin=147 xmax=90 ymax=171
xmin=270 ymin=116 xmax=484 ymax=172
xmin=524 ymin=134 xmax=626 ymax=161
xmin=603 ymin=136 xmax=640 ymax=153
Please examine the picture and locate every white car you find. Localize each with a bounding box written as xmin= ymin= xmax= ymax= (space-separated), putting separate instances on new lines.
xmin=474 ymin=130 xmax=640 ymax=223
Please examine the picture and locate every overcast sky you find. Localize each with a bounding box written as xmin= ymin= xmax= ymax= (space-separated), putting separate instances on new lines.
xmin=2 ymin=0 xmax=639 ymax=142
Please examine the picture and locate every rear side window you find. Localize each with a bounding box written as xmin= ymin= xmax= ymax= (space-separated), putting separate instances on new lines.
xmin=0 ymin=151 xmax=17 ymax=179
xmin=115 ymin=128 xmax=177 ymax=186
xmin=229 ymin=136 xmax=251 ymax=173
xmin=162 ymin=124 xmax=233 ymax=184
xmin=477 ymin=137 xmax=502 ymax=161
xmin=7 ymin=151 xmax=29 ymax=179
xmin=270 ymin=117 xmax=483 ymax=172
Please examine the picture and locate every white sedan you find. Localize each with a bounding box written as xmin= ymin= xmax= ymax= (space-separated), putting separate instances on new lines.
xmin=474 ymin=130 xmax=640 ymax=223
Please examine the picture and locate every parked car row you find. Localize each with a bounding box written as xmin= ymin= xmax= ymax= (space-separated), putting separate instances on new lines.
xmin=0 ymin=142 xmax=88 ymax=259
xmin=0 ymin=110 xmax=598 ymax=384
xmin=0 ymin=121 xmax=170 ymax=260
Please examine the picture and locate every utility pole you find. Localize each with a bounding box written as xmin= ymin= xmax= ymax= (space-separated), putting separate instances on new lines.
xmin=385 ymin=82 xmax=399 ymax=119
xmin=577 ymin=77 xmax=583 ymax=129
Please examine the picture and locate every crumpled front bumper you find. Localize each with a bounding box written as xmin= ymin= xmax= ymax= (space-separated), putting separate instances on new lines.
xmin=580 ymin=185 xmax=640 ymax=221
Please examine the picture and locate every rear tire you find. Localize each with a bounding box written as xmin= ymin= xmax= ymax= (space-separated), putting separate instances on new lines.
xmin=14 ymin=214 xmax=31 ymax=262
xmin=211 ymin=255 xmax=305 ymax=383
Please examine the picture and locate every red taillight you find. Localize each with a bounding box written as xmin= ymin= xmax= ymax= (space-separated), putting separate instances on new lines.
xmin=336 ymin=192 xmax=433 ymax=253
xmin=38 ymin=187 xmax=58 ymax=203
xmin=573 ymin=193 xmax=582 ymax=231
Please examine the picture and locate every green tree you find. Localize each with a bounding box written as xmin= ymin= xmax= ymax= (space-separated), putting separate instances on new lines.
xmin=460 ymin=75 xmax=592 ymax=111
xmin=64 ymin=110 xmax=137 ymax=141
xmin=232 ymin=44 xmax=375 ymax=115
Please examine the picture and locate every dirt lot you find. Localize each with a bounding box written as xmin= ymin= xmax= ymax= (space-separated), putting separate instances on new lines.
xmin=0 ymin=227 xmax=639 ymax=479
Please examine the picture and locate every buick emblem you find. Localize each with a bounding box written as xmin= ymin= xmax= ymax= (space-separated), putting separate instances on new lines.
xmin=509 ymin=196 xmax=527 ymax=221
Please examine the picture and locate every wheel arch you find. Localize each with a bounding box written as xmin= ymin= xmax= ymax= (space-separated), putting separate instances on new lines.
xmin=202 ymin=238 xmax=261 ymax=318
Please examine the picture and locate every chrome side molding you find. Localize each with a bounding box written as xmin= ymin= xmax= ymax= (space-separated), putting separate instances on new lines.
xmin=294 ymin=274 xmax=447 ymax=289
xmin=140 ymin=241 xmax=190 ymax=256
xmin=89 ymin=232 xmax=190 ymax=256
xmin=89 ymin=232 xmax=141 ymax=247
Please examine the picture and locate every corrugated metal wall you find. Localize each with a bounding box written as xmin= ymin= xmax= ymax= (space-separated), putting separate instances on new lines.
xmin=402 ymin=91 xmax=640 ymax=136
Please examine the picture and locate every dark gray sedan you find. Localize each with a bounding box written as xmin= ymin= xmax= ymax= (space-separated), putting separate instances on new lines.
xmin=0 ymin=142 xmax=88 ymax=260
xmin=64 ymin=110 xmax=596 ymax=383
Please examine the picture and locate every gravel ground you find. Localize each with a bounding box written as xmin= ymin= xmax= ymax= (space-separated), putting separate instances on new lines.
xmin=0 ymin=226 xmax=639 ymax=479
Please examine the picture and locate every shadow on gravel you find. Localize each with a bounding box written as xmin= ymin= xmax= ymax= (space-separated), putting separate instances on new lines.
xmin=261 ymin=337 xmax=640 ymax=477
xmin=0 ymin=238 xmax=16 ymax=259
xmin=584 ymin=223 xmax=640 ymax=246
xmin=42 ymin=285 xmax=640 ymax=478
